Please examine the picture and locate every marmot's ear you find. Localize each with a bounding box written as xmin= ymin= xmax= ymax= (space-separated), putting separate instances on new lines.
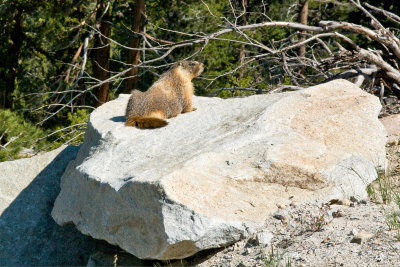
xmin=177 ymin=61 xmax=182 ymax=66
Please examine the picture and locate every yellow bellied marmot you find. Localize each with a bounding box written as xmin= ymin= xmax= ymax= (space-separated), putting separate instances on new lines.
xmin=125 ymin=60 xmax=204 ymax=128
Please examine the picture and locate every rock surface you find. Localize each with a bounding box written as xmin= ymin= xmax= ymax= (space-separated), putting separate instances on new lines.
xmin=0 ymin=146 xmax=116 ymax=265
xmin=380 ymin=114 xmax=400 ymax=145
xmin=255 ymin=231 xmax=274 ymax=246
xmin=380 ymin=114 xmax=400 ymax=137
xmin=51 ymin=79 xmax=387 ymax=260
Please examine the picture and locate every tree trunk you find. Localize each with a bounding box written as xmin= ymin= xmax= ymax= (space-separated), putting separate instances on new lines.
xmin=1 ymin=6 xmax=24 ymax=109
xmin=298 ymin=0 xmax=308 ymax=58
xmin=124 ymin=0 xmax=145 ymax=93
xmin=298 ymin=0 xmax=308 ymax=76
xmin=238 ymin=0 xmax=248 ymax=80
xmin=92 ymin=0 xmax=111 ymax=107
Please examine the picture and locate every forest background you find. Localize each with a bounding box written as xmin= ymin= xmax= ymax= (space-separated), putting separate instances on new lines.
xmin=0 ymin=0 xmax=399 ymax=161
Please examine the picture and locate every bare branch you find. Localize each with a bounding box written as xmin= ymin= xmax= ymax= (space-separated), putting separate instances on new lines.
xmin=365 ymin=3 xmax=400 ymax=25
xmin=0 ymin=133 xmax=22 ymax=150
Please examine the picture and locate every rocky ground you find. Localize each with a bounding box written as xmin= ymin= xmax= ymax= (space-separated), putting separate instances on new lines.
xmin=193 ymin=198 xmax=400 ymax=266
xmin=381 ymin=94 xmax=400 ymax=117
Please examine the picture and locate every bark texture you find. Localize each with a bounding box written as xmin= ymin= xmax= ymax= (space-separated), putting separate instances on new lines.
xmin=92 ymin=0 xmax=111 ymax=107
xmin=124 ymin=0 xmax=145 ymax=93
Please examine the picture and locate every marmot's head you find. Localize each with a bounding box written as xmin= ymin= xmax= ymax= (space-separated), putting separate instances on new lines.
xmin=175 ymin=60 xmax=204 ymax=79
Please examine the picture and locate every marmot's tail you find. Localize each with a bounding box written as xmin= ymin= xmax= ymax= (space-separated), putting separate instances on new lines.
xmin=125 ymin=116 xmax=168 ymax=129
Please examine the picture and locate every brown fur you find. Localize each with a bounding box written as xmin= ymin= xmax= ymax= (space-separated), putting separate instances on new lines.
xmin=125 ymin=60 xmax=204 ymax=128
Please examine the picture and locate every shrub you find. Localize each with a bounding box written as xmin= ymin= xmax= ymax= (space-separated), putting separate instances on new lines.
xmin=0 ymin=109 xmax=46 ymax=161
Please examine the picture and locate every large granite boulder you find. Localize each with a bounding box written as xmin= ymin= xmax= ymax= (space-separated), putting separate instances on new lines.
xmin=51 ymin=79 xmax=387 ymax=260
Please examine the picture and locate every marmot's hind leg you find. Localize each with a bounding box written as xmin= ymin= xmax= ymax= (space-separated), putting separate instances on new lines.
xmin=125 ymin=111 xmax=168 ymax=129
xmin=125 ymin=116 xmax=168 ymax=129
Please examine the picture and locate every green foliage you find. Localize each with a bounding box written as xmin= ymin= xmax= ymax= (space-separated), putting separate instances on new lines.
xmin=46 ymin=109 xmax=89 ymax=151
xmin=386 ymin=209 xmax=400 ymax=241
xmin=368 ymin=170 xmax=395 ymax=204
xmin=367 ymin=169 xmax=400 ymax=240
xmin=262 ymin=246 xmax=291 ymax=267
xmin=382 ymin=182 xmax=400 ymax=240
xmin=0 ymin=110 xmax=46 ymax=161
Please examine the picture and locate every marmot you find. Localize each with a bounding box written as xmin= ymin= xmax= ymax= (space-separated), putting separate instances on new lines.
xmin=125 ymin=60 xmax=204 ymax=128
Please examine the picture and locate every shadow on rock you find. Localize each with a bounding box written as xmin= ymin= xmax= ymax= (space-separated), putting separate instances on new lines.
xmin=110 ymin=116 xmax=126 ymax=123
xmin=0 ymin=146 xmax=145 ymax=266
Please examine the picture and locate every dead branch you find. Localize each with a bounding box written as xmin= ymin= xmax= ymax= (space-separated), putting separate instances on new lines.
xmin=0 ymin=133 xmax=22 ymax=150
xmin=365 ymin=3 xmax=400 ymax=26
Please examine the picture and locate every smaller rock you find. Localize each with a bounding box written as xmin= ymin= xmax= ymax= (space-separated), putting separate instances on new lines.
xmin=328 ymin=199 xmax=339 ymax=205
xmin=276 ymin=238 xmax=294 ymax=249
xmin=289 ymin=202 xmax=297 ymax=208
xmin=223 ymin=254 xmax=231 ymax=259
xmin=338 ymin=198 xmax=351 ymax=206
xmin=350 ymin=228 xmax=358 ymax=236
xmin=230 ymin=243 xmax=239 ymax=252
xmin=350 ymin=196 xmax=361 ymax=203
xmin=332 ymin=210 xmax=343 ymax=218
xmin=360 ymin=199 xmax=368 ymax=204
xmin=350 ymin=232 xmax=374 ymax=244
xmin=324 ymin=211 xmax=334 ymax=221
xmin=234 ymin=241 xmax=244 ymax=250
xmin=387 ymin=137 xmax=399 ymax=147
xmin=273 ymin=212 xmax=286 ymax=221
xmin=242 ymin=247 xmax=252 ymax=255
xmin=246 ymin=234 xmax=257 ymax=246
xmin=322 ymin=236 xmax=331 ymax=243
xmin=329 ymin=198 xmax=351 ymax=206
xmin=374 ymin=254 xmax=384 ymax=262
xmin=286 ymin=252 xmax=303 ymax=261
xmin=350 ymin=203 xmax=355 ymax=207
xmin=277 ymin=204 xmax=286 ymax=209
xmin=256 ymin=231 xmax=274 ymax=246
